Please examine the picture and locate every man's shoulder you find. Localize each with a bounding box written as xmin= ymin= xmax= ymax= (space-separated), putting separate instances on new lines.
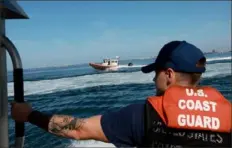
xmin=100 ymin=102 xmax=146 ymax=147
xmin=122 ymin=102 xmax=146 ymax=110
xmin=105 ymin=102 xmax=146 ymax=116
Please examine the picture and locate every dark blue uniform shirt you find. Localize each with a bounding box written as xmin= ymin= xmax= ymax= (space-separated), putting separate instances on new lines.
xmin=101 ymin=103 xmax=145 ymax=147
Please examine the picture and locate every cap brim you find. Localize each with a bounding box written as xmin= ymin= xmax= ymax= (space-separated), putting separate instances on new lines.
xmin=141 ymin=63 xmax=156 ymax=73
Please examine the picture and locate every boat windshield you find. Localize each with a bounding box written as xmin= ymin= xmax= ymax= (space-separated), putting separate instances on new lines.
xmin=103 ymin=59 xmax=118 ymax=64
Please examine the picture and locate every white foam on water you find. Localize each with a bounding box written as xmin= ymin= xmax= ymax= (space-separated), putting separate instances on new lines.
xmin=206 ymin=56 xmax=231 ymax=62
xmin=8 ymin=70 xmax=152 ymax=97
xmin=203 ymin=62 xmax=231 ymax=78
xmin=118 ymin=64 xmax=146 ymax=68
xmin=67 ymin=140 xmax=115 ymax=148
xmin=7 ymin=57 xmax=231 ymax=97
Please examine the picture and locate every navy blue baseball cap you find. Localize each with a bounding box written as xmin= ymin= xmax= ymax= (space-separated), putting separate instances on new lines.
xmin=141 ymin=40 xmax=206 ymax=73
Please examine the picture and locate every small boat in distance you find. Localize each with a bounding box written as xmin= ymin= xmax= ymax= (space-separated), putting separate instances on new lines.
xmin=89 ymin=56 xmax=119 ymax=71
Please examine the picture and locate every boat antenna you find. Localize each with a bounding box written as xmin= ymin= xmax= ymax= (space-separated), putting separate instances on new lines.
xmin=0 ymin=1 xmax=29 ymax=148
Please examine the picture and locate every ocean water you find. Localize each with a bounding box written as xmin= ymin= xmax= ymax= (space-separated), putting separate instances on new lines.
xmin=7 ymin=52 xmax=232 ymax=148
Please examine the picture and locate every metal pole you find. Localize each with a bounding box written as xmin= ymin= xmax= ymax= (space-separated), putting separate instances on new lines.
xmin=2 ymin=35 xmax=24 ymax=148
xmin=0 ymin=9 xmax=9 ymax=148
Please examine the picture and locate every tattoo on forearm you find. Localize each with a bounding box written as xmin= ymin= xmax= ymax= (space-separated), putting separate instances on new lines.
xmin=48 ymin=115 xmax=85 ymax=138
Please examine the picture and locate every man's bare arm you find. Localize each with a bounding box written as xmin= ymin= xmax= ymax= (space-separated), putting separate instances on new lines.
xmin=48 ymin=114 xmax=108 ymax=142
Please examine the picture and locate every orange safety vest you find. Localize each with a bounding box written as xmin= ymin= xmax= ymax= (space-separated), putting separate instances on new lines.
xmin=141 ymin=85 xmax=231 ymax=148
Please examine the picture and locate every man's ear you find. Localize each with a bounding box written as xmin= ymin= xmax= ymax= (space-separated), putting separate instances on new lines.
xmin=165 ymin=68 xmax=176 ymax=85
xmin=165 ymin=68 xmax=175 ymax=79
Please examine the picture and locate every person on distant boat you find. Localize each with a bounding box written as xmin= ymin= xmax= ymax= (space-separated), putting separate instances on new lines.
xmin=11 ymin=41 xmax=231 ymax=148
xmin=128 ymin=62 xmax=133 ymax=66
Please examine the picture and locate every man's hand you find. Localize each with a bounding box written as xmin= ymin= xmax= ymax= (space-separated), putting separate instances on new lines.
xmin=11 ymin=101 xmax=33 ymax=122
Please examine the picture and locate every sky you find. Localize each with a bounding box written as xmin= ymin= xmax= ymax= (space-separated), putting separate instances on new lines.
xmin=4 ymin=1 xmax=231 ymax=69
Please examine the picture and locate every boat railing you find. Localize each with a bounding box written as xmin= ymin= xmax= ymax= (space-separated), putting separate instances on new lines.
xmin=0 ymin=1 xmax=29 ymax=148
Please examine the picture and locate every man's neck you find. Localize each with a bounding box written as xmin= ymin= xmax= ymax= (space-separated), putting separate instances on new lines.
xmin=175 ymin=81 xmax=197 ymax=87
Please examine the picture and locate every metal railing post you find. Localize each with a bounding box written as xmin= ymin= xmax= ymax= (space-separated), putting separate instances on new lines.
xmin=0 ymin=0 xmax=28 ymax=147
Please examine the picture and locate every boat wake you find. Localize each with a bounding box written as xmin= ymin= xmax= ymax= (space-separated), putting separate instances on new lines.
xmin=7 ymin=62 xmax=231 ymax=97
xmin=118 ymin=64 xmax=145 ymax=68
